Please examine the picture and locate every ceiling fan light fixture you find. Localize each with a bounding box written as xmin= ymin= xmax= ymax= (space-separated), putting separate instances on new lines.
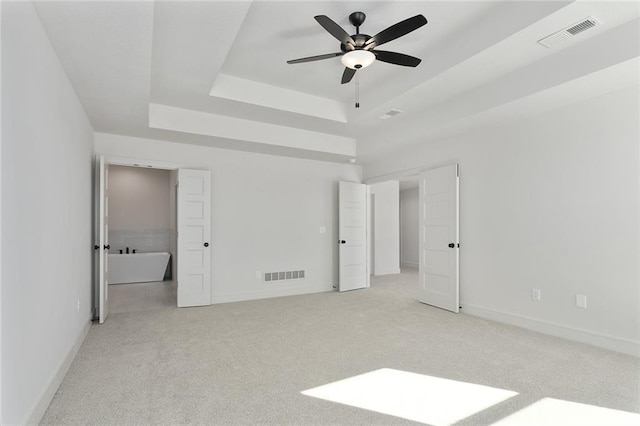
xmin=341 ymin=50 xmax=375 ymax=70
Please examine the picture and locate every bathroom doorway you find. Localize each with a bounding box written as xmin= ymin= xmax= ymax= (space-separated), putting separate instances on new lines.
xmin=106 ymin=164 xmax=178 ymax=313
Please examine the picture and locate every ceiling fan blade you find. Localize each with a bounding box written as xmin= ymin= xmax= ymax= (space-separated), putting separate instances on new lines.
xmin=314 ymin=15 xmax=356 ymax=48
xmin=374 ymin=50 xmax=422 ymax=67
xmin=365 ymin=15 xmax=427 ymax=48
xmin=341 ymin=67 xmax=356 ymax=84
xmin=287 ymin=52 xmax=344 ymax=64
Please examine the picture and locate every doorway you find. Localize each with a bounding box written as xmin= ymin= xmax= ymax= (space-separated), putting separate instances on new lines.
xmin=106 ymin=164 xmax=177 ymax=314
xmin=94 ymin=156 xmax=214 ymax=322
xmin=368 ymin=176 xmax=420 ymax=301
xmin=365 ymin=165 xmax=460 ymax=312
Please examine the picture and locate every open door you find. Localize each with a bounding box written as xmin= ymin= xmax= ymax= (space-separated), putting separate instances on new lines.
xmin=177 ymin=169 xmax=211 ymax=307
xmin=419 ymin=164 xmax=459 ymax=312
xmin=95 ymin=155 xmax=109 ymax=323
xmin=338 ymin=181 xmax=368 ymax=291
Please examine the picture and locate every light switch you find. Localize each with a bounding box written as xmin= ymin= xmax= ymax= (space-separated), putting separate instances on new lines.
xmin=319 ymin=226 xmax=326 ymax=234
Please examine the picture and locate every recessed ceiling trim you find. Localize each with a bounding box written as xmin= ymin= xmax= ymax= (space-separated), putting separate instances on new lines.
xmin=210 ymin=74 xmax=348 ymax=123
xmin=149 ymin=103 xmax=355 ymax=156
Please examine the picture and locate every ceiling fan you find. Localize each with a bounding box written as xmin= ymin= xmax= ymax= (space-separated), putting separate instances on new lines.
xmin=287 ymin=11 xmax=427 ymax=84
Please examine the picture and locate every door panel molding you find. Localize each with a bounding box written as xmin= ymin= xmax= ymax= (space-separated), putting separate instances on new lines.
xmin=339 ymin=181 xmax=368 ymax=292
xmin=419 ymin=164 xmax=459 ymax=313
xmin=177 ymin=169 xmax=212 ymax=307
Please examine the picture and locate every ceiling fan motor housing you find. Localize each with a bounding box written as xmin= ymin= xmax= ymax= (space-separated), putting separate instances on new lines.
xmin=340 ymin=34 xmax=371 ymax=52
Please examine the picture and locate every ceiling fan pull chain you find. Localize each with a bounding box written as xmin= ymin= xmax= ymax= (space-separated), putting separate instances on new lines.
xmin=355 ymin=74 xmax=360 ymax=108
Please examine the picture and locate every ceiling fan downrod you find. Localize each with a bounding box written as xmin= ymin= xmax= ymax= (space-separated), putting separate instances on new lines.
xmin=355 ymin=73 xmax=360 ymax=108
xmin=349 ymin=11 xmax=366 ymax=35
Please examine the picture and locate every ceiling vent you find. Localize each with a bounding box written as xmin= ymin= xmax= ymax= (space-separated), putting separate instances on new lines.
xmin=538 ymin=17 xmax=600 ymax=48
xmin=379 ymin=109 xmax=403 ymax=120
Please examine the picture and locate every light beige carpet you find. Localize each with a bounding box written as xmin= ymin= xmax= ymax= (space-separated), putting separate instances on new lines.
xmin=41 ymin=268 xmax=639 ymax=425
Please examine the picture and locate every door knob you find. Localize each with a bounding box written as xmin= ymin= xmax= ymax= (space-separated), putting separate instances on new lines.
xmin=204 ymin=242 xmax=209 ymax=247
xmin=104 ymin=244 xmax=110 ymax=250
xmin=94 ymin=245 xmax=99 ymax=250
xmin=448 ymin=243 xmax=455 ymax=248
xmin=339 ymin=240 xmax=346 ymax=244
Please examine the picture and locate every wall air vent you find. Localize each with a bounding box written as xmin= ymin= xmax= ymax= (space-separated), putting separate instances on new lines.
xmin=264 ymin=270 xmax=305 ymax=282
xmin=538 ymin=17 xmax=600 ymax=48
xmin=378 ymin=109 xmax=403 ymax=120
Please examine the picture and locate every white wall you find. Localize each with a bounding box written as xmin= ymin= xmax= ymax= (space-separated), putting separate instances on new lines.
xmin=95 ymin=133 xmax=361 ymax=303
xmin=364 ymin=87 xmax=640 ymax=355
xmin=108 ymin=165 xmax=171 ymax=231
xmin=1 ymin=2 xmax=94 ymax=424
xmin=400 ymin=188 xmax=419 ymax=266
xmin=370 ymin=181 xmax=400 ymax=276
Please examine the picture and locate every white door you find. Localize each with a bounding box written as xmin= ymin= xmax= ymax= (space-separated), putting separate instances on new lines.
xmin=96 ymin=155 xmax=109 ymax=323
xmin=338 ymin=181 xmax=368 ymax=291
xmin=419 ymin=164 xmax=459 ymax=312
xmin=177 ymin=169 xmax=212 ymax=307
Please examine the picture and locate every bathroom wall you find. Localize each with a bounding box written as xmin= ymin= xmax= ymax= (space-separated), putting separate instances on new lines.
xmin=107 ymin=165 xmax=172 ymax=255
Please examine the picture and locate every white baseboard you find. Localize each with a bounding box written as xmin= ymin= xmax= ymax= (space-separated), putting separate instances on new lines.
xmin=373 ymin=268 xmax=401 ymax=276
xmin=25 ymin=319 xmax=91 ymax=425
xmin=462 ymin=303 xmax=639 ymax=357
xmin=211 ymin=283 xmax=331 ymax=304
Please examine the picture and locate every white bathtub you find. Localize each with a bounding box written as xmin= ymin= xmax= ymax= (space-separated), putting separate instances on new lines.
xmin=108 ymin=252 xmax=170 ymax=284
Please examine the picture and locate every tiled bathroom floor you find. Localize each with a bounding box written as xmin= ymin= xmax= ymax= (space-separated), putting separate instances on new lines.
xmin=108 ymin=281 xmax=176 ymax=314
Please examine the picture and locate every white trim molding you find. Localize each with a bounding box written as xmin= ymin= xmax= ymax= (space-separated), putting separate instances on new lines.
xmin=24 ymin=320 xmax=91 ymax=425
xmin=373 ymin=268 xmax=402 ymax=276
xmin=462 ymin=304 xmax=639 ymax=357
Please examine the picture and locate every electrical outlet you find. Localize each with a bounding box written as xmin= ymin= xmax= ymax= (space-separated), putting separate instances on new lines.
xmin=76 ymin=298 xmax=80 ymax=312
xmin=576 ymin=294 xmax=587 ymax=309
xmin=256 ymin=271 xmax=262 ymax=279
xmin=532 ymin=288 xmax=541 ymax=301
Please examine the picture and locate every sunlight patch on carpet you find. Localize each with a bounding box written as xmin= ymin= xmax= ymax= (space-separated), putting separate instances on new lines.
xmin=301 ymin=368 xmax=518 ymax=425
xmin=491 ymin=397 xmax=640 ymax=426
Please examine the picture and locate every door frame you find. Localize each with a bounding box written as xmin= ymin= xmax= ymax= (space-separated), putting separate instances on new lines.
xmin=93 ymin=155 xmax=185 ymax=318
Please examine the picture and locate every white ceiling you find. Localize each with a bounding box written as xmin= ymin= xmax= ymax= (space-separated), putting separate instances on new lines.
xmin=33 ymin=1 xmax=640 ymax=164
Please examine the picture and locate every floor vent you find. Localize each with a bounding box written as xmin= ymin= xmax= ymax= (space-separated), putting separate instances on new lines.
xmin=538 ymin=17 xmax=599 ymax=48
xmin=265 ymin=270 xmax=305 ymax=282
